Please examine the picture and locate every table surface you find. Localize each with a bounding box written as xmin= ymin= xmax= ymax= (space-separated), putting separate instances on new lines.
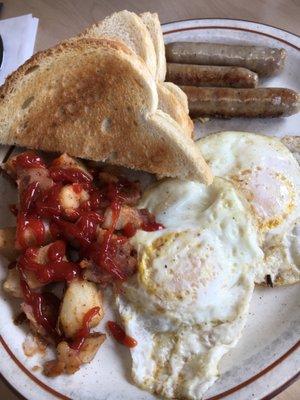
xmin=0 ymin=1 xmax=299 ymax=399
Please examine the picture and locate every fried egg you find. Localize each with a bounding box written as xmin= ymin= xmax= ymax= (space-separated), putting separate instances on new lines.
xmin=116 ymin=178 xmax=263 ymax=399
xmin=197 ymin=132 xmax=300 ymax=286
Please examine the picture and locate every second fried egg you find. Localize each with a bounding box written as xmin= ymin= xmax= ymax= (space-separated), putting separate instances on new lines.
xmin=197 ymin=131 xmax=300 ymax=286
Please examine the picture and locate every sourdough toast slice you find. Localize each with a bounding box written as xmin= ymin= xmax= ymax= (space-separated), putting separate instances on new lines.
xmin=0 ymin=38 xmax=212 ymax=183
xmin=81 ymin=10 xmax=157 ymax=78
xmin=157 ymin=82 xmax=194 ymax=138
xmin=80 ymin=12 xmax=192 ymax=136
xmin=140 ymin=12 xmax=166 ymax=82
xmin=163 ymin=82 xmax=189 ymax=114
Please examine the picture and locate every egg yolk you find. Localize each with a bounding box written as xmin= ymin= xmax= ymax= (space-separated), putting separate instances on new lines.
xmin=139 ymin=232 xmax=216 ymax=302
xmin=231 ymin=167 xmax=295 ymax=232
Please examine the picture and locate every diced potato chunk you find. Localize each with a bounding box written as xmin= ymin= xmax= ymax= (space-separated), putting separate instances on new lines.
xmin=44 ymin=333 xmax=106 ymax=376
xmin=3 ymin=267 xmax=44 ymax=298
xmin=34 ymin=242 xmax=56 ymax=264
xmin=3 ymin=268 xmax=22 ymax=297
xmin=59 ymin=280 xmax=103 ymax=338
xmin=58 ymin=185 xmax=89 ymax=217
xmin=79 ymin=333 xmax=106 ymax=363
xmin=51 ymin=153 xmax=92 ymax=178
xmin=15 ymin=221 xmax=52 ymax=250
xmin=103 ymin=205 xmax=142 ymax=230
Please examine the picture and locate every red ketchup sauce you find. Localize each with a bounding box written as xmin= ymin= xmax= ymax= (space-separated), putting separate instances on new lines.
xmin=16 ymin=180 xmax=45 ymax=249
xmin=12 ymin=151 xmax=163 ymax=347
xmin=14 ymin=151 xmax=46 ymax=170
xmin=70 ymin=306 xmax=101 ymax=351
xmin=18 ymin=241 xmax=80 ymax=284
xmin=107 ymin=321 xmax=137 ymax=348
xmin=49 ymin=167 xmax=92 ymax=184
xmin=142 ymin=220 xmax=164 ymax=232
xmin=98 ymin=196 xmax=124 ymax=279
xmin=51 ymin=211 xmax=103 ymax=248
xmin=87 ymin=181 xmax=138 ymax=280
xmin=16 ymin=214 xmax=45 ymax=249
xmin=122 ymin=222 xmax=138 ymax=238
xmin=19 ymin=272 xmax=60 ymax=340
xmin=35 ymin=184 xmax=62 ymax=219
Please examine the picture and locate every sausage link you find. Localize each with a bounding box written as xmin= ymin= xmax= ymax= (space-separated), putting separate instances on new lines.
xmin=166 ymin=63 xmax=258 ymax=88
xmin=180 ymin=86 xmax=299 ymax=118
xmin=165 ymin=42 xmax=286 ymax=77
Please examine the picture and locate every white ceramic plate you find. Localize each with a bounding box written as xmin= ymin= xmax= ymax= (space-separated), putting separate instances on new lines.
xmin=0 ymin=18 xmax=299 ymax=400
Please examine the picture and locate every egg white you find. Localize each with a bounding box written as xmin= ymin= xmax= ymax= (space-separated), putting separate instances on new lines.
xmin=197 ymin=131 xmax=300 ymax=286
xmin=116 ymin=177 xmax=263 ymax=399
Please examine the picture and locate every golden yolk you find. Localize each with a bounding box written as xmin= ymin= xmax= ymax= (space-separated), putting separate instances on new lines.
xmin=139 ymin=232 xmax=215 ymax=302
xmin=231 ymin=168 xmax=295 ymax=232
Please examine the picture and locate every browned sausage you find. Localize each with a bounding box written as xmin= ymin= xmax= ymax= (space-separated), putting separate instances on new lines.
xmin=180 ymin=86 xmax=299 ymax=118
xmin=165 ymin=42 xmax=286 ymax=77
xmin=166 ymin=63 xmax=258 ymax=88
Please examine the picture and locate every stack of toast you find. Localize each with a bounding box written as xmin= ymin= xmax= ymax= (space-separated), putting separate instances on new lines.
xmin=0 ymin=11 xmax=212 ymax=184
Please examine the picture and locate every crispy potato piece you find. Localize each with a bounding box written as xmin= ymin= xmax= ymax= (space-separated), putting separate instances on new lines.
xmin=22 ymin=332 xmax=47 ymax=357
xmin=21 ymin=303 xmax=47 ymax=337
xmin=103 ymin=205 xmax=142 ymax=230
xmin=3 ymin=267 xmax=43 ymax=298
xmin=51 ymin=153 xmax=92 ymax=178
xmin=15 ymin=221 xmax=52 ymax=250
xmin=2 ymin=154 xmax=53 ymax=190
xmin=3 ymin=267 xmax=22 ymax=298
xmin=0 ymin=227 xmax=18 ymax=261
xmin=58 ymin=184 xmax=89 ymax=218
xmin=79 ymin=333 xmax=106 ymax=363
xmin=44 ymin=333 xmax=106 ymax=376
xmin=34 ymin=242 xmax=57 ymax=264
xmin=59 ymin=280 xmax=103 ymax=338
xmin=4 ymin=242 xmax=64 ymax=298
xmin=18 ymin=167 xmax=53 ymax=191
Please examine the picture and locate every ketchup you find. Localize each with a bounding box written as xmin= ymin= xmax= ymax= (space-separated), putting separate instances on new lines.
xmin=49 ymin=167 xmax=92 ymax=184
xmin=15 ymin=151 xmax=46 ymax=170
xmin=141 ymin=220 xmax=164 ymax=232
xmin=50 ymin=212 xmax=103 ymax=248
xmin=16 ymin=214 xmax=45 ymax=249
xmin=19 ymin=273 xmax=60 ymax=340
xmin=70 ymin=306 xmax=100 ymax=351
xmin=20 ymin=181 xmax=41 ymax=213
xmin=18 ymin=241 xmax=80 ymax=284
xmin=123 ymin=222 xmax=138 ymax=238
xmin=138 ymin=209 xmax=164 ymax=232
xmin=107 ymin=321 xmax=137 ymax=348
xmin=11 ymin=152 xmax=163 ymax=349
xmin=97 ymin=198 xmax=125 ymax=280
xmin=35 ymin=184 xmax=62 ymax=219
xmin=47 ymin=240 xmax=65 ymax=261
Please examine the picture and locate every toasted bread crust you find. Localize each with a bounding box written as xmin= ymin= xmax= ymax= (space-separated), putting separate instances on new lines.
xmin=81 ymin=10 xmax=157 ymax=78
xmin=140 ymin=12 xmax=166 ymax=81
xmin=157 ymin=82 xmax=194 ymax=138
xmin=0 ymin=37 xmax=212 ymax=184
xmin=162 ymin=82 xmax=189 ymax=114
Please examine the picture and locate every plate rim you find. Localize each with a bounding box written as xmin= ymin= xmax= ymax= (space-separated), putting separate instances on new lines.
xmin=0 ymin=17 xmax=299 ymax=400
xmin=162 ymin=17 xmax=300 ymax=39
